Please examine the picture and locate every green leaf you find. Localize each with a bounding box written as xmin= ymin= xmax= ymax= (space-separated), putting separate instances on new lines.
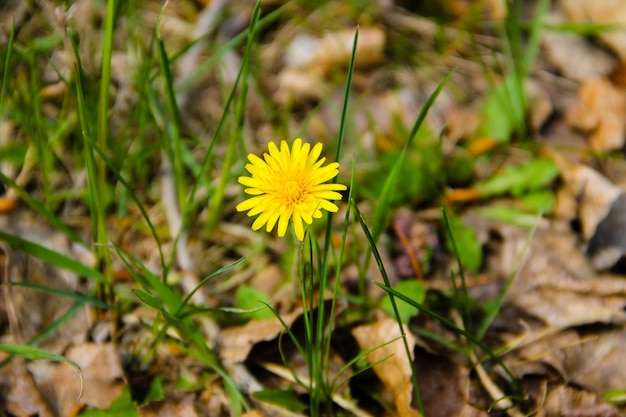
xmin=372 ymin=71 xmax=454 ymax=240
xmin=252 ymin=388 xmax=308 ymax=412
xmin=0 ymin=343 xmax=81 ymax=371
xmin=477 ymin=206 xmax=543 ymax=228
xmin=478 ymin=74 xmax=525 ymax=142
xmin=380 ymin=280 xmax=425 ymax=324
xmin=519 ymin=190 xmax=555 ymax=212
xmin=0 ymin=143 xmax=27 ymax=163
xmin=474 ymin=158 xmax=558 ymax=197
xmin=603 ymin=388 xmax=626 ymax=406
xmin=445 ymin=216 xmax=482 ymax=273
xmin=8 ymin=282 xmax=111 ymax=310
xmin=143 ymin=376 xmax=165 ymax=404
xmin=79 ymin=386 xmax=138 ymax=417
xmin=132 ymin=289 xmax=163 ymax=310
xmin=235 ymin=285 xmax=274 ymax=320
xmin=0 ymin=231 xmax=106 ymax=283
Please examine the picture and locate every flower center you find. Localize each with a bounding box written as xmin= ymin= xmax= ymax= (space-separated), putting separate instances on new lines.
xmin=281 ymin=180 xmax=305 ymax=205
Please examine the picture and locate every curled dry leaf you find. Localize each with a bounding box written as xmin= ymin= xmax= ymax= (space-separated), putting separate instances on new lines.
xmin=566 ymin=77 xmax=626 ymax=151
xmin=352 ymin=318 xmax=419 ymax=417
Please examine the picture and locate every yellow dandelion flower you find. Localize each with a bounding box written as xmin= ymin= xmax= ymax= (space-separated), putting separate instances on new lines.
xmin=236 ymin=138 xmax=347 ymax=241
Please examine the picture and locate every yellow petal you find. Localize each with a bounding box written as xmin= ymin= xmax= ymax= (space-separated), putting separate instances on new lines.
xmin=292 ymin=211 xmax=305 ymax=241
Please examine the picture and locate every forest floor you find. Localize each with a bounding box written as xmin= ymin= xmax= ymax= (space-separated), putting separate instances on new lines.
xmin=2 ymin=1 xmax=626 ymax=416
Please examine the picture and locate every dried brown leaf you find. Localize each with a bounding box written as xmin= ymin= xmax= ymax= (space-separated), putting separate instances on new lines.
xmin=566 ymin=78 xmax=626 ymax=151
xmin=553 ymin=153 xmax=622 ymax=240
xmin=51 ymin=343 xmax=125 ymax=416
xmin=352 ymin=318 xmax=420 ymax=417
xmin=1 ymin=359 xmax=55 ymax=417
xmin=139 ymin=392 xmax=199 ymax=417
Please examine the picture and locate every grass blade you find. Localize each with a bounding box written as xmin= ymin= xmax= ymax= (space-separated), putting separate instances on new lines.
xmin=0 ymin=231 xmax=106 ymax=283
xmin=353 ymin=200 xmax=425 ymax=416
xmin=372 ymin=71 xmax=454 ymax=240
xmin=155 ymin=3 xmax=187 ymax=212
xmin=0 ymin=19 xmax=15 ymax=124
xmin=205 ymin=0 xmax=261 ymax=232
xmin=0 ymin=343 xmax=84 ymax=400
xmin=7 ymin=281 xmax=111 ymax=310
xmin=374 ymin=281 xmax=523 ymax=397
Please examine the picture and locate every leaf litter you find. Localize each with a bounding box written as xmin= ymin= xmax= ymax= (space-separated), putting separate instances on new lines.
xmin=2 ymin=0 xmax=626 ymax=416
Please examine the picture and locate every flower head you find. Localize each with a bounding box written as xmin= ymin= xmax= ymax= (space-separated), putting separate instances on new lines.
xmin=236 ymin=138 xmax=347 ymax=241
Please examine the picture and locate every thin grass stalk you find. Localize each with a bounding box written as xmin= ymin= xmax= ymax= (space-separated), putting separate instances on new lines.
xmin=205 ymin=1 xmax=261 ymax=232
xmin=0 ymin=302 xmax=84 ymax=368
xmin=85 ymin=138 xmax=166 ymax=273
xmin=0 ymin=19 xmax=14 ymax=128
xmin=70 ymin=32 xmax=111 ymax=317
xmin=475 ymin=214 xmax=541 ymax=341
xmin=175 ymin=4 xmax=285 ymax=97
xmin=310 ymin=27 xmax=359 ymax=413
xmin=353 ymin=201 xmax=425 ymax=416
xmin=94 ymin=0 xmax=116 ymax=306
xmin=156 ymin=3 xmax=187 ymax=213
xmin=324 ymin=160 xmax=355 ymax=394
xmin=442 ymin=209 xmax=473 ymax=336
xmin=374 ymin=282 xmax=524 ymax=400
xmin=28 ymin=52 xmax=51 ymax=207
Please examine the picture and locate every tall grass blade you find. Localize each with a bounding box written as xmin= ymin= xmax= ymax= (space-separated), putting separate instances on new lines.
xmin=475 ymin=215 xmax=541 ymax=341
xmin=353 ymin=201 xmax=425 ymax=416
xmin=83 ymin=135 xmax=166 ymax=274
xmin=176 ymin=5 xmax=285 ymax=96
xmin=7 ymin=282 xmax=111 ymax=310
xmin=372 ymin=71 xmax=454 ymax=240
xmin=206 ymin=0 xmax=261 ymax=232
xmin=442 ymin=208 xmax=472 ymax=334
xmin=0 ymin=302 xmax=85 ymax=368
xmin=0 ymin=231 xmax=106 ymax=283
xmin=156 ymin=3 xmax=187 ymax=212
xmin=0 ymin=19 xmax=15 ymax=124
xmin=374 ymin=281 xmax=523 ymax=398
xmin=0 ymin=343 xmax=85 ymax=401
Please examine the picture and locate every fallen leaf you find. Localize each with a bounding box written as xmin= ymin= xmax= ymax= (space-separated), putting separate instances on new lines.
xmin=566 ymin=77 xmax=626 ymax=151
xmin=553 ymin=153 xmax=622 ymax=240
xmin=352 ymin=318 xmax=419 ymax=417
xmin=507 ymin=225 xmax=626 ymax=327
xmin=51 ymin=342 xmax=125 ymax=416
xmin=537 ymin=384 xmax=620 ymax=417
xmin=139 ymin=392 xmax=199 ymax=417
xmin=413 ymin=347 xmax=487 ymax=417
xmin=1 ymin=359 xmax=55 ymax=417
